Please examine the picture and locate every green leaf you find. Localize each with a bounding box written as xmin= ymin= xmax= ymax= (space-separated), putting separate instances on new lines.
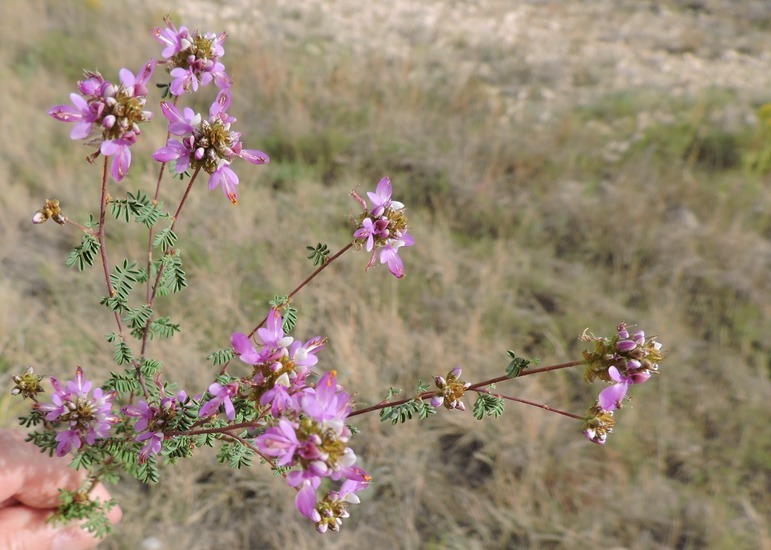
xmin=48 ymin=489 xmax=117 ymax=538
xmin=65 ymin=234 xmax=100 ymax=271
xmin=114 ymin=341 xmax=133 ymax=366
xmin=140 ymin=358 xmax=163 ymax=377
xmin=109 ymin=190 xmax=151 ymax=223
xmin=148 ymin=317 xmax=180 ymax=340
xmin=103 ymin=370 xmax=141 ymax=394
xmin=306 ymin=243 xmax=331 ymax=266
xmin=217 ymin=441 xmax=254 ymax=469
xmin=380 ymin=399 xmax=436 ymax=425
xmin=136 ymin=457 xmax=160 ymax=483
xmin=153 ymin=224 xmax=178 ymax=250
xmin=505 ymin=350 xmax=532 ymax=378
xmin=158 ymin=254 xmax=186 ymax=294
xmin=125 ymin=304 xmax=153 ymax=331
xmin=472 ymin=393 xmax=505 ymax=420
xmin=135 ymin=202 xmax=162 ymax=227
xmin=208 ymin=347 xmax=236 ymax=366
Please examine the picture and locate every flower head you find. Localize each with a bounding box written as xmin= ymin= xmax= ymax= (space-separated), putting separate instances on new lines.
xmin=11 ymin=366 xmax=44 ymax=399
xmin=431 ymin=367 xmax=470 ymax=411
xmin=583 ymin=402 xmax=616 ymax=445
xmin=198 ymin=381 xmax=239 ymax=421
xmin=582 ymin=322 xmax=663 ymax=385
xmin=152 ymin=16 xmax=231 ymax=96
xmin=122 ymin=384 xmax=188 ymax=463
xmin=48 ymin=61 xmax=156 ymax=182
xmin=153 ymin=90 xmax=269 ymax=204
xmin=352 ymin=177 xmax=414 ymax=278
xmin=36 ymin=366 xmax=118 ymax=456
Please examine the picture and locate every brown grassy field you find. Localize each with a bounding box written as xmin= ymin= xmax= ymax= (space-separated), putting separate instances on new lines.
xmin=1 ymin=0 xmax=769 ymax=548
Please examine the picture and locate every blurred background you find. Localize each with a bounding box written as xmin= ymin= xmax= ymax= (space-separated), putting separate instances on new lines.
xmin=1 ymin=0 xmax=769 ymax=548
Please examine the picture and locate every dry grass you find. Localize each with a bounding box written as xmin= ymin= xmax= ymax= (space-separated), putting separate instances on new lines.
xmin=1 ymin=0 xmax=770 ymax=548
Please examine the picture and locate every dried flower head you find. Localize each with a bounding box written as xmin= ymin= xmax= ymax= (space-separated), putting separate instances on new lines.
xmin=430 ymin=367 xmax=471 ymax=411
xmin=582 ymin=402 xmax=615 ymax=445
xmin=32 ymin=199 xmax=66 ymax=225
xmin=11 ymin=366 xmax=44 ymax=399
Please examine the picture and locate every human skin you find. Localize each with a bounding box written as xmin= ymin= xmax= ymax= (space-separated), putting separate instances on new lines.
xmin=0 ymin=430 xmax=122 ymax=549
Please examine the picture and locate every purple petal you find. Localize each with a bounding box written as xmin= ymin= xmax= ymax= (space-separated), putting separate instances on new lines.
xmin=295 ymin=483 xmax=318 ymax=519
xmin=240 ymin=149 xmax=270 ymax=164
xmin=598 ymin=381 xmax=628 ymax=411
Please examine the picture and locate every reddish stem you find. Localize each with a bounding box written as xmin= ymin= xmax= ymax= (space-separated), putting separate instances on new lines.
xmin=97 ymin=158 xmax=149 ymax=397
xmin=475 ymin=388 xmax=584 ymax=420
xmin=140 ymin=167 xmax=201 ymax=357
xmin=467 ymin=360 xmax=584 ymax=391
xmin=246 ymin=242 xmax=354 ymax=338
xmin=349 ymin=360 xmax=586 ymax=418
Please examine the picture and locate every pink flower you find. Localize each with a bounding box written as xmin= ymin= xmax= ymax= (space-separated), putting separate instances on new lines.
xmin=49 ymin=61 xmax=156 ymax=182
xmin=255 ymin=418 xmax=300 ymax=466
xmin=353 ymin=177 xmax=414 ymax=278
xmin=198 ymin=381 xmax=239 ymax=421
xmin=301 ymin=370 xmax=351 ymax=422
xmin=37 ymin=366 xmax=118 ymax=456
xmin=152 ymin=92 xmax=269 ymax=204
xmin=367 ymin=177 xmax=403 ymax=218
xmin=257 ymin=309 xmax=293 ymax=349
xmin=379 ymin=234 xmax=415 ymax=279
xmin=152 ymin=17 xmax=231 ymax=96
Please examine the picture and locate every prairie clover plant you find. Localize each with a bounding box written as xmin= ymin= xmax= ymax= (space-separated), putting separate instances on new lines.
xmin=15 ymin=16 xmax=666 ymax=539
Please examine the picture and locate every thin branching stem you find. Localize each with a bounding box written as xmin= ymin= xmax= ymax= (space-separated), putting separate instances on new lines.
xmin=246 ymin=242 xmax=354 ymax=339
xmin=140 ymin=167 xmax=201 ymax=357
xmin=97 ymin=158 xmax=123 ymax=334
xmin=64 ymin=217 xmax=94 ymax=234
xmin=349 ymin=360 xmax=586 ymax=418
xmin=97 ymin=158 xmax=149 ymax=398
xmin=145 ymin=96 xmax=179 ymax=304
xmin=467 ymin=360 xmax=585 ymax=391
xmin=475 ymin=388 xmax=584 ymax=420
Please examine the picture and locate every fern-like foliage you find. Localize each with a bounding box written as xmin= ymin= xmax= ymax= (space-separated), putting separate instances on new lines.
xmin=472 ymin=393 xmax=505 ymax=420
xmin=65 ymin=234 xmax=100 ymax=271
xmin=505 ymin=350 xmax=532 ymax=378
xmin=208 ymin=347 xmax=236 ymax=367
xmin=269 ymin=295 xmax=298 ymax=332
xmin=380 ymin=399 xmax=436 ymax=425
xmin=113 ymin=340 xmax=133 ymax=366
xmin=153 ymin=222 xmax=178 ymax=250
xmin=103 ymin=370 xmax=141 ymax=394
xmin=148 ymin=317 xmax=180 ymax=340
xmin=157 ymin=253 xmax=186 ymax=295
xmin=217 ymin=441 xmax=254 ymax=469
xmin=306 ymin=242 xmax=331 ymax=266
xmin=109 ymin=190 xmax=151 ymax=223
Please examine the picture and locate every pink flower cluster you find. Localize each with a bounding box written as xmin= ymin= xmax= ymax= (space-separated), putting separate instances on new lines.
xmin=583 ymin=323 xmax=663 ymax=444
xmin=122 ymin=384 xmax=188 ymax=463
xmin=48 ymin=61 xmax=156 ymax=182
xmin=597 ymin=323 xmax=662 ymax=411
xmin=152 ymin=17 xmax=231 ymax=96
xmin=228 ymin=309 xmax=370 ymax=532
xmin=152 ymin=89 xmax=269 ymax=204
xmin=352 ymin=177 xmax=414 ymax=278
xmin=37 ymin=367 xmax=118 ymax=456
